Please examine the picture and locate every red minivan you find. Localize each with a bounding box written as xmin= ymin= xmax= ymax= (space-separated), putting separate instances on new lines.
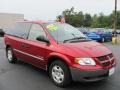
xmin=4 ymin=21 xmax=116 ymax=87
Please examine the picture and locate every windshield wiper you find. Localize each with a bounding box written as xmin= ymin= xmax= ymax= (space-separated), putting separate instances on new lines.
xmin=63 ymin=37 xmax=87 ymax=43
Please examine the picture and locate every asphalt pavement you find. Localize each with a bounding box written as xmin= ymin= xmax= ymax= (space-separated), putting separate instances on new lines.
xmin=0 ymin=36 xmax=120 ymax=90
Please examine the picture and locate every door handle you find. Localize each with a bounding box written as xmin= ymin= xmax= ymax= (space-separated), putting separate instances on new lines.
xmin=21 ymin=44 xmax=30 ymax=48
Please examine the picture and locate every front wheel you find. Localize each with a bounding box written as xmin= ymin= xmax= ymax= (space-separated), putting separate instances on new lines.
xmin=49 ymin=60 xmax=72 ymax=87
xmin=6 ymin=47 xmax=17 ymax=63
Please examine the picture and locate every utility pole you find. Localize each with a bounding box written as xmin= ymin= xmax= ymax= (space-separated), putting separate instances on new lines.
xmin=114 ymin=0 xmax=117 ymax=36
xmin=112 ymin=0 xmax=117 ymax=44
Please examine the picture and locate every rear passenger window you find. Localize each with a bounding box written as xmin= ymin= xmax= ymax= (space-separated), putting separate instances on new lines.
xmin=28 ymin=24 xmax=46 ymax=41
xmin=6 ymin=22 xmax=32 ymax=39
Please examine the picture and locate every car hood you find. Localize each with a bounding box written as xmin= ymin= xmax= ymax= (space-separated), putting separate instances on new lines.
xmin=61 ymin=41 xmax=111 ymax=58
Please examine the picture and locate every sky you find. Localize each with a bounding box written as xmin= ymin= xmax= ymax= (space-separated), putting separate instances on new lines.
xmin=0 ymin=0 xmax=120 ymax=20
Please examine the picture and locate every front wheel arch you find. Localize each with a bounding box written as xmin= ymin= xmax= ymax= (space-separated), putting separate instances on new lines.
xmin=47 ymin=56 xmax=70 ymax=72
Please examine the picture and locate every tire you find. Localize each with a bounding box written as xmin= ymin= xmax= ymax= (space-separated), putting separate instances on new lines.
xmin=49 ymin=60 xmax=72 ymax=87
xmin=102 ymin=38 xmax=105 ymax=42
xmin=6 ymin=47 xmax=17 ymax=63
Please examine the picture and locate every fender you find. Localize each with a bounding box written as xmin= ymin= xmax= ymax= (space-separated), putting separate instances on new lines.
xmin=46 ymin=52 xmax=72 ymax=66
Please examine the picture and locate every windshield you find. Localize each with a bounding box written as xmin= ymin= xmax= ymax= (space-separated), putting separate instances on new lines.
xmin=44 ymin=22 xmax=88 ymax=43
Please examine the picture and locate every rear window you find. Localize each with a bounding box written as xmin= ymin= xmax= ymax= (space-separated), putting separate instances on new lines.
xmin=6 ymin=22 xmax=32 ymax=39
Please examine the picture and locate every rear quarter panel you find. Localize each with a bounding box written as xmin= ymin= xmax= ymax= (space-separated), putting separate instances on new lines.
xmin=4 ymin=34 xmax=25 ymax=59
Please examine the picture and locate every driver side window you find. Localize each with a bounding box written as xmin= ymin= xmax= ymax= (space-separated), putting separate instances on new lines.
xmin=28 ymin=24 xmax=46 ymax=41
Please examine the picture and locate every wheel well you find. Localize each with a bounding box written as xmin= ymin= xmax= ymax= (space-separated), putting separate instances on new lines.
xmin=6 ymin=45 xmax=11 ymax=50
xmin=47 ymin=56 xmax=69 ymax=71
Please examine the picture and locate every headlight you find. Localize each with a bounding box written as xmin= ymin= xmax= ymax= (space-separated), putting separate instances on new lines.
xmin=75 ymin=58 xmax=96 ymax=66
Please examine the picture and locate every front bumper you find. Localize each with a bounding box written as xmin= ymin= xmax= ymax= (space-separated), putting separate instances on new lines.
xmin=70 ymin=67 xmax=113 ymax=82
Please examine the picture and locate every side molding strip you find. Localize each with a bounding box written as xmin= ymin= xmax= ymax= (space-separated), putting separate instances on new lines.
xmin=14 ymin=49 xmax=44 ymax=61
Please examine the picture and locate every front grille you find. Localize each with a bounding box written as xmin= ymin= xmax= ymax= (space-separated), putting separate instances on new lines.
xmin=108 ymin=53 xmax=113 ymax=58
xmin=97 ymin=53 xmax=115 ymax=67
xmin=98 ymin=56 xmax=108 ymax=61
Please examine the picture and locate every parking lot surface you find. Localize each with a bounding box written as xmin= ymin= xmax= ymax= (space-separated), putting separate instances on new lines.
xmin=0 ymin=36 xmax=120 ymax=90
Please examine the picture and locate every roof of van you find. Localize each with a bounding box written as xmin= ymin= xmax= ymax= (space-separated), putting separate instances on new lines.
xmin=18 ymin=20 xmax=56 ymax=24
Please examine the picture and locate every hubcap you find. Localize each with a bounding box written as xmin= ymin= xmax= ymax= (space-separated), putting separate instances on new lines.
xmin=102 ymin=38 xmax=105 ymax=42
xmin=52 ymin=65 xmax=64 ymax=84
xmin=7 ymin=49 xmax=13 ymax=61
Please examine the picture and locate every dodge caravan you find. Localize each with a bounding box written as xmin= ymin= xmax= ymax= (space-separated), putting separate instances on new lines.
xmin=4 ymin=21 xmax=116 ymax=87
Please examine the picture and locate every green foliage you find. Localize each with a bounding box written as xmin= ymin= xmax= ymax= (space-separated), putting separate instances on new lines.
xmin=58 ymin=7 xmax=120 ymax=29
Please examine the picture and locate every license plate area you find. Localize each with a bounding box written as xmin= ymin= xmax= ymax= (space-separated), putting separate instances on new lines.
xmin=109 ymin=67 xmax=115 ymax=76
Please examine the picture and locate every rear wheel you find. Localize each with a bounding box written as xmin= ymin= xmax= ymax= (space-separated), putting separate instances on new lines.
xmin=49 ymin=60 xmax=72 ymax=87
xmin=6 ymin=47 xmax=17 ymax=63
xmin=102 ymin=38 xmax=105 ymax=42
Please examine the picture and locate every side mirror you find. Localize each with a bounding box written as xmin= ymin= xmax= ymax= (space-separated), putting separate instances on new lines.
xmin=0 ymin=29 xmax=5 ymax=37
xmin=36 ymin=35 xmax=50 ymax=43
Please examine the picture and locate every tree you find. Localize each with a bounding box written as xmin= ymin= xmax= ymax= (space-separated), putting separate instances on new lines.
xmin=91 ymin=14 xmax=99 ymax=28
xmin=57 ymin=7 xmax=120 ymax=29
xmin=83 ymin=13 xmax=92 ymax=27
